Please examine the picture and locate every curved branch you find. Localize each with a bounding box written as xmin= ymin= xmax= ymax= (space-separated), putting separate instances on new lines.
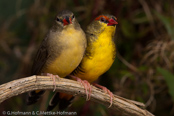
xmin=0 ymin=75 xmax=154 ymax=116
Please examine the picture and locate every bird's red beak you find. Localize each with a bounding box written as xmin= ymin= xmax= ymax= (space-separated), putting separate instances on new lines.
xmin=107 ymin=18 xmax=118 ymax=26
xmin=63 ymin=17 xmax=72 ymax=26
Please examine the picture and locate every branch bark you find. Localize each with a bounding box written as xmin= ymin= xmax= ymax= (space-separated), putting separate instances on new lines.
xmin=0 ymin=75 xmax=154 ymax=116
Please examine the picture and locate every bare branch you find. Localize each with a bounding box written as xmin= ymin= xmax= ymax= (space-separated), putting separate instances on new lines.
xmin=0 ymin=76 xmax=154 ymax=116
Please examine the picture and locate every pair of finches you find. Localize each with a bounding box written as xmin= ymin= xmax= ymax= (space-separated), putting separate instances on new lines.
xmin=27 ymin=10 xmax=118 ymax=111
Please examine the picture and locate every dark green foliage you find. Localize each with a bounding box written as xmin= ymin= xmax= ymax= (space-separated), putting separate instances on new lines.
xmin=157 ymin=67 xmax=174 ymax=101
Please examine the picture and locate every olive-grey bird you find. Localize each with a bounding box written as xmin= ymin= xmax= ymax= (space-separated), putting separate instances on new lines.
xmin=27 ymin=10 xmax=87 ymax=110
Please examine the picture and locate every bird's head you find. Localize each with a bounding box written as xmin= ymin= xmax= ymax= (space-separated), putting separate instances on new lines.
xmin=95 ymin=15 xmax=118 ymax=27
xmin=55 ymin=10 xmax=76 ymax=28
xmin=86 ymin=15 xmax=118 ymax=35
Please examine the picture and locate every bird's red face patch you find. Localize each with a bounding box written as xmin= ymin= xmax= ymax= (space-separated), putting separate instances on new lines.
xmin=95 ymin=15 xmax=109 ymax=21
xmin=69 ymin=17 xmax=72 ymax=24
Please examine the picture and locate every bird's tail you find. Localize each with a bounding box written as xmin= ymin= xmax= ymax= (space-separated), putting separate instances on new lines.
xmin=27 ymin=90 xmax=45 ymax=105
xmin=47 ymin=92 xmax=74 ymax=111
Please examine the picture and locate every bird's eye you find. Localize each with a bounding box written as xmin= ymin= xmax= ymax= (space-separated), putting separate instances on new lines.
xmin=72 ymin=15 xmax=75 ymax=19
xmin=56 ymin=18 xmax=60 ymax=22
xmin=100 ymin=17 xmax=106 ymax=22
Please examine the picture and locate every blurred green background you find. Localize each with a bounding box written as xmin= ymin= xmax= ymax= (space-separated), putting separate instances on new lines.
xmin=0 ymin=0 xmax=174 ymax=116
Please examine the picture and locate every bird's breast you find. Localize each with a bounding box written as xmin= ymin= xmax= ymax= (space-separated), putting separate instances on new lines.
xmin=76 ymin=30 xmax=116 ymax=82
xmin=43 ymin=26 xmax=86 ymax=77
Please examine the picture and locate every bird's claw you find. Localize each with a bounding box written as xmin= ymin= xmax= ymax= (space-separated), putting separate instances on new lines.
xmin=41 ymin=73 xmax=60 ymax=92
xmin=93 ymin=83 xmax=113 ymax=108
xmin=70 ymin=75 xmax=91 ymax=101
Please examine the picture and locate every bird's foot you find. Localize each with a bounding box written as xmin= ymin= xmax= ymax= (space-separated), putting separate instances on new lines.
xmin=70 ymin=75 xmax=91 ymax=101
xmin=93 ymin=83 xmax=113 ymax=108
xmin=41 ymin=73 xmax=60 ymax=92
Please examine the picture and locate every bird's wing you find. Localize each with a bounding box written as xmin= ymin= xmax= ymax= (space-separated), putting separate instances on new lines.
xmin=31 ymin=37 xmax=50 ymax=75
xmin=27 ymin=37 xmax=49 ymax=105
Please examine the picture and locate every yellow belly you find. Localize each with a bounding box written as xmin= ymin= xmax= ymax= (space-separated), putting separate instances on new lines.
xmin=80 ymin=46 xmax=115 ymax=82
xmin=75 ymin=26 xmax=116 ymax=82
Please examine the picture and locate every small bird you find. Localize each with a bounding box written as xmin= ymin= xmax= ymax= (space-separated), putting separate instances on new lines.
xmin=27 ymin=10 xmax=87 ymax=107
xmin=73 ymin=15 xmax=118 ymax=107
xmin=73 ymin=15 xmax=117 ymax=83
xmin=48 ymin=14 xmax=118 ymax=110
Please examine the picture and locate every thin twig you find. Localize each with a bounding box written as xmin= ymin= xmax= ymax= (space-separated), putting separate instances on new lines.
xmin=117 ymin=52 xmax=138 ymax=72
